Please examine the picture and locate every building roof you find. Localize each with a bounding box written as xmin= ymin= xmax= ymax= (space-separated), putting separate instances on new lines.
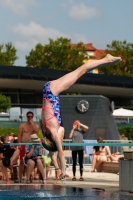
xmin=0 ymin=65 xmax=133 ymax=97
xmin=71 ymin=43 xmax=106 ymax=59
xmin=71 ymin=43 xmax=96 ymax=51
xmin=94 ymin=49 xmax=106 ymax=59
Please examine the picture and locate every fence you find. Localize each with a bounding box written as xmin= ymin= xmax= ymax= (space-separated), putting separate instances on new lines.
xmin=63 ymin=139 xmax=133 ymax=166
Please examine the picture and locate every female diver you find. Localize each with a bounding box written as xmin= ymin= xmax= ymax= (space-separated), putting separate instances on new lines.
xmin=41 ymin=54 xmax=121 ymax=180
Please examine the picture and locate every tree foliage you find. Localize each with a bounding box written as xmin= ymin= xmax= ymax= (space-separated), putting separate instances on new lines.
xmin=0 ymin=94 xmax=11 ymax=112
xmin=118 ymin=126 xmax=133 ymax=140
xmin=0 ymin=42 xmax=18 ymax=66
xmin=131 ymin=100 xmax=133 ymax=110
xmin=26 ymin=37 xmax=88 ymax=70
xmin=99 ymin=40 xmax=133 ymax=76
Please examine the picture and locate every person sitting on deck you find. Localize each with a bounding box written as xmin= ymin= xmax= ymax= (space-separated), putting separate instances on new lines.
xmin=108 ymin=152 xmax=124 ymax=162
xmin=91 ymin=137 xmax=111 ymax=172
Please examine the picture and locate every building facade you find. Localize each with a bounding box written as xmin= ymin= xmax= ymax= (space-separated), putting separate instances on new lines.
xmin=0 ymin=65 xmax=133 ymax=122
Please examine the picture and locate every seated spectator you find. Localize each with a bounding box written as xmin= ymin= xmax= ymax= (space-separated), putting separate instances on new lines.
xmin=9 ymin=133 xmax=14 ymax=143
xmin=91 ymin=137 xmax=111 ymax=172
xmin=108 ymin=152 xmax=124 ymax=162
xmin=0 ymin=135 xmax=18 ymax=184
xmin=25 ymin=134 xmax=46 ymax=184
xmin=9 ymin=133 xmax=18 ymax=143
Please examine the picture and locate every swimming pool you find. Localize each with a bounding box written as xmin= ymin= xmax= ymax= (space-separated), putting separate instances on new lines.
xmin=0 ymin=185 xmax=132 ymax=200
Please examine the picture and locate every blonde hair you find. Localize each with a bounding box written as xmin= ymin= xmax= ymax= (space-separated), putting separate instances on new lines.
xmin=42 ymin=137 xmax=53 ymax=147
xmin=9 ymin=133 xmax=14 ymax=136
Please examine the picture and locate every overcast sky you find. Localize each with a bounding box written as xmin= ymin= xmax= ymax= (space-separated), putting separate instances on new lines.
xmin=0 ymin=0 xmax=133 ymax=66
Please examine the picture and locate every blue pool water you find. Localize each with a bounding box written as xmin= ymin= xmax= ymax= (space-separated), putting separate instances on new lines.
xmin=0 ymin=185 xmax=133 ymax=200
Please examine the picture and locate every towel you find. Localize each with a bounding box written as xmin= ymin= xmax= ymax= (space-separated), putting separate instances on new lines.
xmin=83 ymin=140 xmax=97 ymax=163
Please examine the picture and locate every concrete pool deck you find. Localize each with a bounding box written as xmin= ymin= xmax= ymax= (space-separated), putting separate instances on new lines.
xmin=0 ymin=166 xmax=120 ymax=192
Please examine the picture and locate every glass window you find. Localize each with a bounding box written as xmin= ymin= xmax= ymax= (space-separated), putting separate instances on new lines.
xmin=20 ymin=94 xmax=35 ymax=104
xmin=129 ymin=118 xmax=133 ymax=123
xmin=34 ymin=93 xmax=42 ymax=104
xmin=8 ymin=89 xmax=18 ymax=92
xmin=21 ymin=108 xmax=36 ymax=121
xmin=36 ymin=108 xmax=42 ymax=121
xmin=87 ymin=51 xmax=94 ymax=56
xmin=0 ymin=117 xmax=9 ymax=121
xmin=9 ymin=107 xmax=21 ymax=121
xmin=0 ymin=113 xmax=9 ymax=121
xmin=10 ymin=94 xmax=19 ymax=104
xmin=20 ymin=89 xmax=34 ymax=93
xmin=0 ymin=88 xmax=8 ymax=92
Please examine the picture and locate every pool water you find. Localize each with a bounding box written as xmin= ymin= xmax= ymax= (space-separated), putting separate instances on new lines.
xmin=0 ymin=185 xmax=132 ymax=200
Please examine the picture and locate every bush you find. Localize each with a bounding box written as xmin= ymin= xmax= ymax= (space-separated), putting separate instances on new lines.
xmin=0 ymin=93 xmax=11 ymax=112
xmin=0 ymin=128 xmax=43 ymax=138
xmin=1 ymin=127 xmax=133 ymax=140
xmin=118 ymin=126 xmax=133 ymax=140
xmin=0 ymin=128 xmax=18 ymax=136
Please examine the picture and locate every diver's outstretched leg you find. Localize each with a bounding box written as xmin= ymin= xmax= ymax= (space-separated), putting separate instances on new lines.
xmin=50 ymin=54 xmax=121 ymax=96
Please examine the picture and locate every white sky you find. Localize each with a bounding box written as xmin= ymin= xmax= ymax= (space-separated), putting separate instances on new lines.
xmin=0 ymin=0 xmax=132 ymax=66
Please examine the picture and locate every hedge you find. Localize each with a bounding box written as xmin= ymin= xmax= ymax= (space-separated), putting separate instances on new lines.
xmin=0 ymin=127 xmax=133 ymax=140
xmin=0 ymin=128 xmax=43 ymax=139
xmin=118 ymin=126 xmax=133 ymax=140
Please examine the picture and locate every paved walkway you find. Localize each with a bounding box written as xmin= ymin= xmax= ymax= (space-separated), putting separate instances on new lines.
xmin=57 ymin=167 xmax=119 ymax=192
xmin=0 ymin=166 xmax=119 ymax=192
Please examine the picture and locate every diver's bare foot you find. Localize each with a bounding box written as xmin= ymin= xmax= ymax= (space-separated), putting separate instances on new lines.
xmin=47 ymin=175 xmax=52 ymax=179
xmin=91 ymin=169 xmax=97 ymax=172
xmin=65 ymin=174 xmax=69 ymax=178
xmin=53 ymin=179 xmax=58 ymax=185
xmin=105 ymin=54 xmax=122 ymax=64
xmin=42 ymin=179 xmax=46 ymax=184
xmin=53 ymin=169 xmax=61 ymax=184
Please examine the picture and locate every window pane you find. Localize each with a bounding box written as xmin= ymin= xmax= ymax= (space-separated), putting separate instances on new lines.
xmin=20 ymin=94 xmax=34 ymax=104
xmin=10 ymin=94 xmax=18 ymax=104
xmin=9 ymin=107 xmax=21 ymax=121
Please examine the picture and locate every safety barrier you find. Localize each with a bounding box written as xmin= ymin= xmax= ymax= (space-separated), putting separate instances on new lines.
xmin=7 ymin=140 xmax=133 ymax=166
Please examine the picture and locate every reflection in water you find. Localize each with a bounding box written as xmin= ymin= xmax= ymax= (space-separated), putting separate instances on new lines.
xmin=0 ymin=185 xmax=132 ymax=200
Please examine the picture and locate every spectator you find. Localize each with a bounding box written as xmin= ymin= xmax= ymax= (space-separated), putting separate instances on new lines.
xmin=69 ymin=120 xmax=89 ymax=181
xmin=25 ymin=134 xmax=46 ymax=184
xmin=10 ymin=111 xmax=39 ymax=183
xmin=91 ymin=137 xmax=111 ymax=172
xmin=9 ymin=133 xmax=18 ymax=143
xmin=108 ymin=152 xmax=124 ymax=162
xmin=0 ymin=135 xmax=18 ymax=184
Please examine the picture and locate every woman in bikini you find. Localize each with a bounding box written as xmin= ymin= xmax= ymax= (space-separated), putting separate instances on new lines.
xmin=91 ymin=137 xmax=111 ymax=172
xmin=108 ymin=152 xmax=124 ymax=162
xmin=41 ymin=54 xmax=121 ymax=179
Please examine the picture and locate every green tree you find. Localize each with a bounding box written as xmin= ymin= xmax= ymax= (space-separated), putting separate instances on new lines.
xmin=26 ymin=37 xmax=88 ymax=70
xmin=131 ymin=100 xmax=133 ymax=110
xmin=0 ymin=42 xmax=18 ymax=66
xmin=99 ymin=40 xmax=133 ymax=76
xmin=0 ymin=94 xmax=11 ymax=112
